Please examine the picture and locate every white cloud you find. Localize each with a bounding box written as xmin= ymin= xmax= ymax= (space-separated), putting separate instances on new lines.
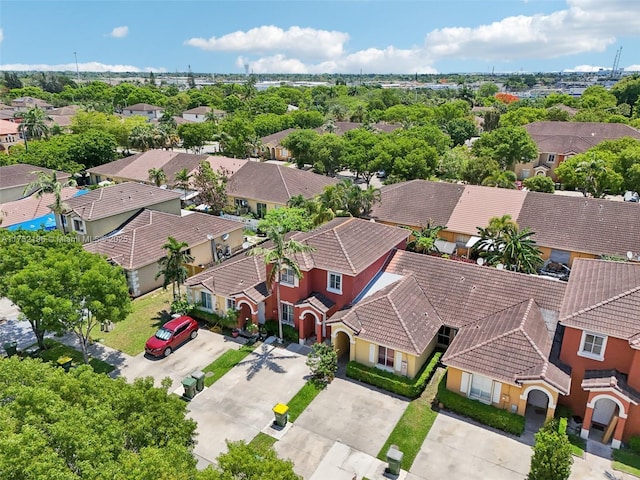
xmin=0 ymin=62 xmax=166 ymax=73
xmin=625 ymin=65 xmax=640 ymax=72
xmin=186 ymin=26 xmax=349 ymax=60
xmin=187 ymin=0 xmax=640 ymax=73
xmin=109 ymin=26 xmax=129 ymax=38
xmin=563 ymin=64 xmax=608 ymax=73
xmin=0 ymin=28 xmax=4 ymax=43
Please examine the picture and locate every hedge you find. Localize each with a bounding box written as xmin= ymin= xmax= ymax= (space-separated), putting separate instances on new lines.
xmin=436 ymin=374 xmax=525 ymax=436
xmin=190 ymin=308 xmax=224 ymax=327
xmin=264 ymin=320 xmax=299 ymax=343
xmin=346 ymin=351 xmax=442 ymax=399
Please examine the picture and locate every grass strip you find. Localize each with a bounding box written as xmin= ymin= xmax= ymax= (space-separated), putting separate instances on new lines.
xmin=248 ymin=432 xmax=277 ymax=452
xmin=202 ymin=345 xmax=255 ymax=387
xmin=287 ymin=381 xmax=323 ymax=423
xmin=613 ymin=448 xmax=640 ymax=477
xmin=377 ymin=367 xmax=445 ymax=470
xmin=40 ymin=339 xmax=115 ymax=374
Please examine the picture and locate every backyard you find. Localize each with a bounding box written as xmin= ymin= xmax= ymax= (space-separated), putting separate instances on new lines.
xmin=98 ymin=288 xmax=173 ymax=355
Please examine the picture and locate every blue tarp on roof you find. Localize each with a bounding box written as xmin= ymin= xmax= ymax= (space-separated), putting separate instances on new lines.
xmin=6 ymin=189 xmax=90 ymax=232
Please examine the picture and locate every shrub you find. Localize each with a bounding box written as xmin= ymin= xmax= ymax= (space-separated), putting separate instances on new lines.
xmin=306 ymin=343 xmax=338 ymax=387
xmin=528 ymin=418 xmax=573 ymax=480
xmin=436 ymin=374 xmax=525 ymax=436
xmin=629 ymin=436 xmax=640 ymax=454
xmin=346 ymin=351 xmax=442 ymax=399
xmin=263 ymin=320 xmax=299 ymax=343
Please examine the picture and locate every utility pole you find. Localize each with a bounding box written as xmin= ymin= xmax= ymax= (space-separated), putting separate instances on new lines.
xmin=74 ymin=52 xmax=80 ymax=82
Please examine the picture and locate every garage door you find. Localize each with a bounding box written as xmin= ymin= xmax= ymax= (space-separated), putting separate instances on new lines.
xmin=550 ymin=249 xmax=570 ymax=265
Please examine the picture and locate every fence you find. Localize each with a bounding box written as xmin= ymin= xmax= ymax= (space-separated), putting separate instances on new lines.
xmin=220 ymin=213 xmax=259 ymax=231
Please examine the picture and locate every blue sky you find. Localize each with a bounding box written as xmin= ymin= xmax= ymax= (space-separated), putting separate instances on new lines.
xmin=1 ymin=0 xmax=639 ymax=74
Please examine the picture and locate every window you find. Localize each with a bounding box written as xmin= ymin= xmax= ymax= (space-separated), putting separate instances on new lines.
xmin=377 ymin=346 xmax=395 ymax=368
xmin=72 ymin=218 xmax=85 ymax=233
xmin=280 ymin=267 xmax=296 ymax=286
xmin=469 ymin=374 xmax=493 ymax=403
xmin=257 ymin=203 xmax=267 ymax=219
xmin=226 ymin=298 xmax=236 ymax=311
xmin=547 ymin=154 xmax=556 ymax=164
xmin=437 ymin=326 xmax=455 ymax=346
xmin=521 ymin=169 xmax=531 ymax=179
xmin=199 ymin=291 xmax=212 ymax=310
xmin=281 ymin=303 xmax=294 ymax=326
xmin=579 ymin=331 xmax=607 ymax=360
xmin=327 ymin=272 xmax=342 ymax=294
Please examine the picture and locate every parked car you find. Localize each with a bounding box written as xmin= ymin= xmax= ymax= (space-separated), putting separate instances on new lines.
xmin=623 ymin=191 xmax=639 ymax=202
xmin=145 ymin=315 xmax=199 ymax=358
xmin=539 ymin=259 xmax=571 ymax=281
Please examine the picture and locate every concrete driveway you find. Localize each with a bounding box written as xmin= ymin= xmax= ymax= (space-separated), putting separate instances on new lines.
xmin=187 ymin=342 xmax=309 ymax=466
xmin=117 ymin=328 xmax=237 ymax=390
xmin=409 ymin=412 xmax=531 ymax=480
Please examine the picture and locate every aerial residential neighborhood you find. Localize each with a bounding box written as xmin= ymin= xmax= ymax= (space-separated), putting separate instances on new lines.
xmin=2 ymin=1 xmax=640 ymax=479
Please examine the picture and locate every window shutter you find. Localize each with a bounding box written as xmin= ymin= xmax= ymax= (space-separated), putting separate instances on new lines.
xmin=369 ymin=344 xmax=375 ymax=363
xmin=394 ymin=351 xmax=402 ymax=371
xmin=492 ymin=382 xmax=502 ymax=404
xmin=460 ymin=372 xmax=471 ymax=394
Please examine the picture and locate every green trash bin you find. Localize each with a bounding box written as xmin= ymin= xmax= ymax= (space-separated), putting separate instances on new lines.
xmin=57 ymin=356 xmax=73 ymax=372
xmin=182 ymin=376 xmax=197 ymax=399
xmin=3 ymin=341 xmax=18 ymax=357
xmin=191 ymin=370 xmax=205 ymax=392
xmin=386 ymin=445 xmax=403 ymax=475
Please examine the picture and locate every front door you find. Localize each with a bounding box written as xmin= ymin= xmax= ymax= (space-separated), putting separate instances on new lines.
xmin=592 ymin=398 xmax=617 ymax=426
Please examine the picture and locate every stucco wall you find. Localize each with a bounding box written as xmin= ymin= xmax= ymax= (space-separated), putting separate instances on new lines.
xmin=350 ymin=335 xmax=432 ymax=378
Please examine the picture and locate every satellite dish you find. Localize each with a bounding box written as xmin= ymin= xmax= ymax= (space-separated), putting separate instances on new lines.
xmin=222 ymin=233 xmax=230 ymax=241
xmin=496 ymin=263 xmax=504 ymax=270
xmin=242 ymin=242 xmax=251 ymax=250
xmin=476 ymin=258 xmax=484 ymax=266
xmin=627 ymin=251 xmax=634 ymax=260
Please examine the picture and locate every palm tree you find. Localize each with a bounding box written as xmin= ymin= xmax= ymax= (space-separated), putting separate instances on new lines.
xmin=23 ymin=170 xmax=77 ymax=216
xmin=475 ymin=214 xmax=518 ymax=256
xmin=481 ymin=170 xmax=518 ymax=189
xmin=175 ymin=168 xmax=191 ymax=198
xmin=248 ymin=229 xmax=315 ymax=342
xmin=322 ymin=118 xmax=336 ymax=134
xmin=16 ymin=106 xmax=52 ymax=147
xmin=287 ymin=194 xmax=308 ymax=209
xmin=305 ymin=198 xmax=335 ymax=227
xmin=148 ymin=168 xmax=167 ymax=187
xmin=156 ymin=237 xmax=194 ymax=300
xmin=404 ymin=222 xmax=447 ymax=254
xmin=358 ymin=184 xmax=382 ymax=217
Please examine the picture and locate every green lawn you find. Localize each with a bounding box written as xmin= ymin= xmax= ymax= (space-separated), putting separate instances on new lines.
xmin=568 ymin=433 xmax=586 ymax=457
xmin=202 ymin=345 xmax=256 ymax=387
xmin=99 ymin=289 xmax=173 ymax=355
xmin=248 ymin=432 xmax=277 ymax=452
xmin=40 ymin=339 xmax=115 ymax=375
xmin=287 ymin=381 xmax=323 ymax=423
xmin=613 ymin=448 xmax=640 ymax=477
xmin=377 ymin=367 xmax=445 ymax=471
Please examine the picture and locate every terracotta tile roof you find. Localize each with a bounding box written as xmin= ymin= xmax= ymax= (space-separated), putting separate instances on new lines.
xmin=226 ymin=161 xmax=339 ymax=204
xmin=125 ymin=103 xmax=163 ymax=112
xmin=62 ymin=182 xmax=181 ymax=221
xmin=517 ymin=192 xmax=640 ymax=257
xmin=204 ymin=156 xmax=248 ymax=177
xmin=560 ymin=259 xmax=640 ymax=341
xmin=582 ymin=370 xmax=640 ymax=404
xmin=83 ymin=210 xmax=243 ymax=270
xmin=368 ymin=180 xmax=464 ymax=228
xmin=0 ymin=164 xmax=70 ymax=190
xmin=329 ymin=276 xmax=442 ymax=355
xmin=443 ymin=299 xmax=570 ymax=393
xmin=296 ymin=292 xmax=335 ymax=313
xmin=525 ymin=122 xmax=640 ymax=155
xmin=185 ymin=254 xmax=266 ymax=299
xmin=290 ymin=217 xmax=409 ymax=275
xmin=11 ymin=97 xmax=52 ymax=108
xmin=48 ymin=106 xmax=81 ymax=116
xmin=88 ymin=150 xmax=179 ymax=179
xmin=447 ymin=185 xmax=528 ymax=236
xmin=313 ymin=122 xmax=400 ymax=136
xmin=182 ymin=106 xmax=211 ymax=115
xmin=151 ymin=115 xmax=192 ymax=126
xmin=260 ymin=128 xmax=299 ymax=146
xmin=385 ymin=250 xmax=566 ymax=328
xmin=0 ymin=187 xmax=79 ymax=227
xmin=0 ymin=119 xmax=19 ymax=135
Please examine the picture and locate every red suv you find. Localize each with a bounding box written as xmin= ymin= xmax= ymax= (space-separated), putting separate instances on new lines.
xmin=145 ymin=315 xmax=199 ymax=358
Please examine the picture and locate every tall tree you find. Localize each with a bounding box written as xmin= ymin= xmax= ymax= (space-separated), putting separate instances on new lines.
xmin=248 ymin=229 xmax=315 ymax=342
xmin=192 ymin=161 xmax=228 ymax=214
xmin=471 ymin=126 xmax=538 ymax=170
xmin=148 ymin=167 xmax=167 ymax=187
xmin=175 ymin=167 xmax=192 ymax=196
xmin=16 ymin=106 xmax=52 ymax=145
xmin=23 ymin=170 xmax=77 ymax=215
xmin=156 ymin=236 xmax=195 ymax=300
